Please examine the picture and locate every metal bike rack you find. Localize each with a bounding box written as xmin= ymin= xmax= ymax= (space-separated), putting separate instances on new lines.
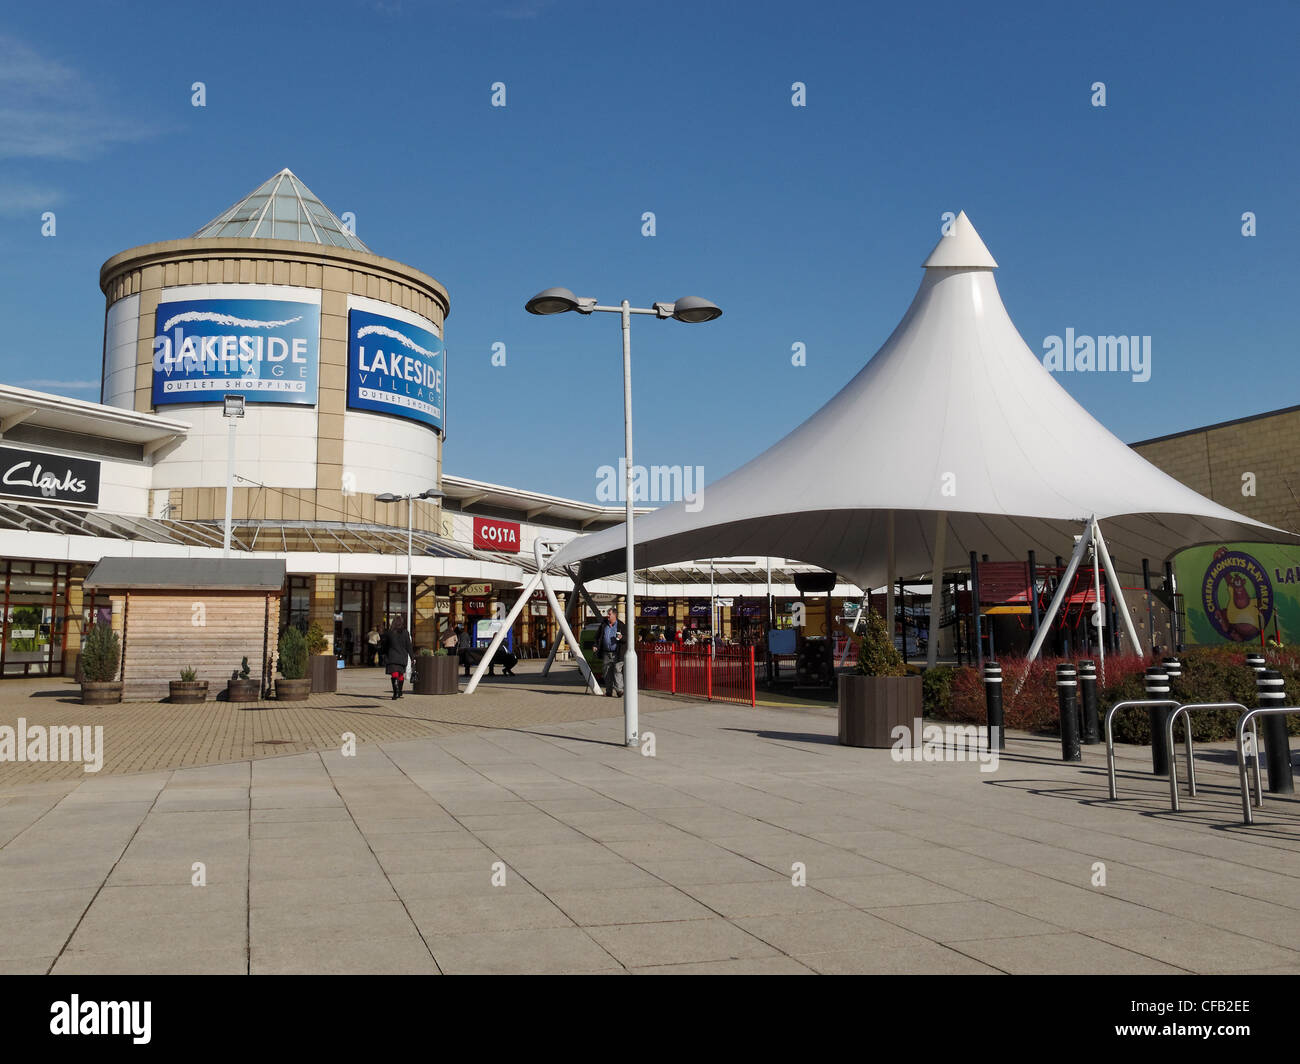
xmin=1236 ymin=706 xmax=1300 ymax=824
xmin=1105 ymin=699 xmax=1181 ymax=800
xmin=1164 ymin=702 xmax=1249 ymax=812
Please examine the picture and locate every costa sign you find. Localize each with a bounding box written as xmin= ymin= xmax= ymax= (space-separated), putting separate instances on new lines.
xmin=0 ymin=446 xmax=100 ymax=505
xmin=473 ymin=517 xmax=520 ymax=553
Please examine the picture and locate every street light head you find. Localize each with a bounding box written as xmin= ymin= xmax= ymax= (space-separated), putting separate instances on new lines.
xmin=670 ymin=296 xmax=723 ymax=324
xmin=525 ymin=287 xmax=581 ymax=315
xmin=376 ymin=493 xmax=401 ymax=504
xmin=419 ymin=488 xmax=445 ymax=501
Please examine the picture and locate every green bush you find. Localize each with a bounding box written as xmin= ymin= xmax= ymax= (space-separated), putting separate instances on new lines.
xmin=240 ymin=656 xmax=251 ymax=680
xmin=278 ymin=627 xmax=308 ymax=680
xmin=305 ymin=622 xmax=328 ymax=657
xmin=922 ymin=665 xmax=956 ymax=716
xmin=179 ymin=666 xmax=197 ymax=682
xmin=854 ymin=609 xmax=907 ymax=677
xmin=81 ymin=622 xmax=121 ymax=683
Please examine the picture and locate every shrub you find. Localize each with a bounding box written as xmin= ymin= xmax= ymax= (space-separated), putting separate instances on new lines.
xmin=305 ymin=622 xmax=328 ymax=657
xmin=854 ymin=609 xmax=907 ymax=677
xmin=81 ymin=622 xmax=121 ymax=683
xmin=240 ymin=656 xmax=251 ymax=680
xmin=179 ymin=666 xmax=197 ymax=682
xmin=419 ymin=647 xmax=434 ymax=657
xmin=278 ymin=627 xmax=308 ymax=680
xmin=922 ymin=665 xmax=956 ymax=716
xmin=942 ymin=649 xmax=1300 ymax=743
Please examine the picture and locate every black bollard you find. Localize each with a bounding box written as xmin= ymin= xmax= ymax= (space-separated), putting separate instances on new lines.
xmin=1057 ymin=663 xmax=1080 ymax=762
xmin=1256 ymin=669 xmax=1294 ymax=794
xmin=983 ymin=662 xmax=1005 ymax=750
xmin=1078 ymin=660 xmax=1100 ymax=744
xmin=1246 ymin=653 xmax=1266 ymax=675
xmin=1145 ymin=666 xmax=1171 ymax=774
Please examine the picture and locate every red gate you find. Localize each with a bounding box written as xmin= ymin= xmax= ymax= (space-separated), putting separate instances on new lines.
xmin=637 ymin=643 xmax=756 ymax=707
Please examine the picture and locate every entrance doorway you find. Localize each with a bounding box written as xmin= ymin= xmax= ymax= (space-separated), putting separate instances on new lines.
xmin=336 ymin=579 xmax=373 ymax=666
xmin=1 ymin=562 xmax=73 ymax=677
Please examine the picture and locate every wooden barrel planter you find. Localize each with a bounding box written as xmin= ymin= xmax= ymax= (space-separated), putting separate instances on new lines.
xmin=81 ymin=681 xmax=123 ymax=706
xmin=414 ymin=655 xmax=459 ymax=695
xmin=225 ymin=679 xmax=261 ymax=702
xmin=168 ymin=680 xmax=209 ymax=704
xmin=276 ymin=678 xmax=312 ymax=701
xmin=838 ymin=674 xmax=922 ymax=748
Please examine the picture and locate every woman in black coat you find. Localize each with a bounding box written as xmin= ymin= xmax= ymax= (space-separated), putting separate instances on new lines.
xmin=384 ymin=617 xmax=414 ymax=700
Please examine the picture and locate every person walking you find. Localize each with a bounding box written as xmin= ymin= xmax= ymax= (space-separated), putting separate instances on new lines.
xmin=366 ymin=625 xmax=381 ymax=667
xmin=384 ymin=616 xmax=414 ymax=700
xmin=455 ymin=624 xmax=473 ymax=676
xmin=595 ymin=606 xmax=626 ymax=697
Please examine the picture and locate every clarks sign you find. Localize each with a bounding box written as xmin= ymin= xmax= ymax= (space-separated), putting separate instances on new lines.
xmin=0 ymin=446 xmax=101 ymax=505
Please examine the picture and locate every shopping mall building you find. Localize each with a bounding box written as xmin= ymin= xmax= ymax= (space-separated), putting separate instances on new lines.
xmin=4 ymin=169 xmax=1296 ymax=679
xmin=0 ymin=170 xmax=832 ymax=679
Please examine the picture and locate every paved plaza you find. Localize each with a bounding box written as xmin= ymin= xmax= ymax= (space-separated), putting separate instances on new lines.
xmin=2 ymin=662 xmax=1299 ymax=974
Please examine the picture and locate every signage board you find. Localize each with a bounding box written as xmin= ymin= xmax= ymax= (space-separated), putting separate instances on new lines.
xmin=152 ymin=296 xmax=319 ymax=406
xmin=451 ymin=583 xmax=491 ymax=596
xmin=0 ymin=445 xmax=101 ymax=506
xmin=347 ymin=307 xmax=444 ymax=431
xmin=473 ymin=517 xmax=520 ymax=553
xmin=1174 ymin=542 xmax=1300 ymax=645
xmin=638 ymin=599 xmax=668 ymax=617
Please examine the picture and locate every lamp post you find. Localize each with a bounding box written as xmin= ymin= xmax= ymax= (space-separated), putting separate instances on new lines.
xmin=377 ymin=488 xmax=445 ymax=638
xmin=221 ymin=394 xmax=245 ymax=557
xmin=525 ymin=288 xmax=722 ymax=747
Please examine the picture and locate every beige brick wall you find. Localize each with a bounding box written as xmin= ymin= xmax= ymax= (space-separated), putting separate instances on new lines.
xmin=1132 ymin=408 xmax=1300 ymax=533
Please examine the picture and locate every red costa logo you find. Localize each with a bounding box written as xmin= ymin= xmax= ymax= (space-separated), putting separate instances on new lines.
xmin=473 ymin=517 xmax=520 ymax=553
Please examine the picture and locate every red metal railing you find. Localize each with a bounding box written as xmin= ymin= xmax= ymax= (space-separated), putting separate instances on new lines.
xmin=637 ymin=643 xmax=756 ymax=707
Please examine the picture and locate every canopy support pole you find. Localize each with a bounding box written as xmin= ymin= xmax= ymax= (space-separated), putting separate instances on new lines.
xmin=838 ymin=591 xmax=870 ymax=668
xmin=1025 ymin=517 xmax=1093 ymax=667
xmin=540 ymin=564 xmax=600 ymax=694
xmin=885 ymin=510 xmax=896 ymax=635
xmin=926 ymin=512 xmax=946 ymax=669
xmin=1092 ymin=518 xmax=1106 ymax=678
xmin=1093 ymin=517 xmax=1143 ymax=660
xmin=541 ymin=576 xmax=581 ymax=676
xmin=465 ymin=569 xmax=544 ymax=694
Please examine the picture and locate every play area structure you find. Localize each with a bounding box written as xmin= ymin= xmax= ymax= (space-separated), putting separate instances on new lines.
xmin=465 ymin=213 xmax=1299 ymax=747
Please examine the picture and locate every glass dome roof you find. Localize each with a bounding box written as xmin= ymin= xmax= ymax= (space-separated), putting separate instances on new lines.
xmin=191 ymin=168 xmax=371 ymax=253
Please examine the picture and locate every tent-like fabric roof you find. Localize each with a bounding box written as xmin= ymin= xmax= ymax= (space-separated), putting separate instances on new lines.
xmin=550 ymin=212 xmax=1297 ymax=587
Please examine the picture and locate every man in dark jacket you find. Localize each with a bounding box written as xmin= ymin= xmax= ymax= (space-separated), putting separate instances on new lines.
xmin=384 ymin=616 xmax=414 ymax=699
xmin=595 ymin=607 xmax=626 ymax=697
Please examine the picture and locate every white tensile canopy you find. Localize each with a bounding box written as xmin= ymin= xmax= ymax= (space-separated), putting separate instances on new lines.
xmin=548 ymin=212 xmax=1296 ymax=592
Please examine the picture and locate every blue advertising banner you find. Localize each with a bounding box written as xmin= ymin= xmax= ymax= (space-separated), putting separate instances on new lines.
xmin=152 ymin=297 xmax=319 ymax=406
xmin=348 ymin=308 xmax=444 ymax=431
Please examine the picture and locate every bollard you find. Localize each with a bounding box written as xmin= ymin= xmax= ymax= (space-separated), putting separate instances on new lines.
xmin=983 ymin=662 xmax=1005 ymax=750
xmin=1245 ymin=654 xmax=1266 ymax=674
xmin=1145 ymin=666 xmax=1171 ymax=774
xmin=1078 ymin=660 xmax=1100 ymax=744
xmin=1057 ymin=663 xmax=1080 ymax=762
xmin=1256 ymin=669 xmax=1295 ymax=794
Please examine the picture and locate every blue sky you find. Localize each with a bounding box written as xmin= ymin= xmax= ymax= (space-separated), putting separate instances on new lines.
xmin=1 ymin=0 xmax=1297 ymax=503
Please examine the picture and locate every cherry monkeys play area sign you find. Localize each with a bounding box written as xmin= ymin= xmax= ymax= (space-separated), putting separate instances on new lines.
xmin=0 ymin=445 xmax=100 ymax=505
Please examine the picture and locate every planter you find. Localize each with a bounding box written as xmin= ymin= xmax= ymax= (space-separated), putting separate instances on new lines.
xmin=309 ymin=654 xmax=338 ymax=694
xmin=226 ymin=678 xmax=261 ymax=703
xmin=169 ymin=680 xmax=209 ymax=704
xmin=838 ymin=674 xmax=922 ymax=748
xmin=81 ymin=680 xmax=123 ymax=705
xmin=414 ymin=655 xmax=459 ymax=695
xmin=276 ymin=677 xmax=312 ymax=701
